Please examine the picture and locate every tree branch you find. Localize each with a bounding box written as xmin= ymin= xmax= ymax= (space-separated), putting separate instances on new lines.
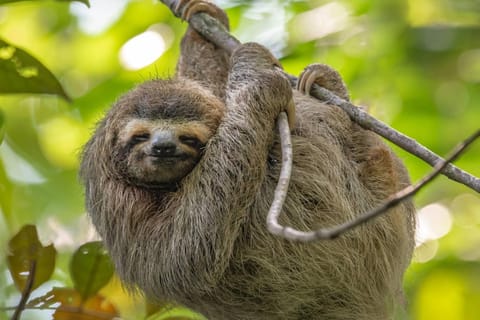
xmin=304 ymin=82 xmax=480 ymax=192
xmin=158 ymin=0 xmax=480 ymax=241
xmin=159 ymin=0 xmax=480 ymax=192
xmin=268 ymin=130 xmax=480 ymax=241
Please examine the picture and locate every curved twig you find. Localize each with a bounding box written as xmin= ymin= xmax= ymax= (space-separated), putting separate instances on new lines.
xmin=268 ymin=130 xmax=480 ymax=241
xmin=159 ymin=0 xmax=480 ymax=193
xmin=267 ymin=112 xmax=293 ymax=236
xmin=158 ymin=0 xmax=480 ymax=241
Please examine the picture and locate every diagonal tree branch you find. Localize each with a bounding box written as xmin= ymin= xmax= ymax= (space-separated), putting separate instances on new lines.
xmin=159 ymin=0 xmax=480 ymax=193
xmin=268 ymin=129 xmax=480 ymax=241
xmin=304 ymin=83 xmax=480 ymax=192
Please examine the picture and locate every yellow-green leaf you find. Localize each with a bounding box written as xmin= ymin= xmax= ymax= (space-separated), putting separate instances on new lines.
xmin=0 ymin=109 xmax=4 ymax=144
xmin=0 ymin=38 xmax=70 ymax=100
xmin=70 ymin=241 xmax=114 ymax=300
xmin=28 ymin=287 xmax=118 ymax=320
xmin=7 ymin=224 xmax=56 ymax=292
xmin=146 ymin=307 xmax=207 ymax=320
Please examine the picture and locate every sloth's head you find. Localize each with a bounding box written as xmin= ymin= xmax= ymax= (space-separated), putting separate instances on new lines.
xmin=119 ymin=117 xmax=212 ymax=187
xmin=91 ymin=79 xmax=224 ymax=189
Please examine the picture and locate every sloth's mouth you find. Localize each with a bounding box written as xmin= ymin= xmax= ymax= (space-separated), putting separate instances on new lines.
xmin=148 ymin=153 xmax=191 ymax=164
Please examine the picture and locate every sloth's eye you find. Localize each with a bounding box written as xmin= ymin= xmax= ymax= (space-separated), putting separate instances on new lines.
xmin=179 ymin=135 xmax=202 ymax=148
xmin=131 ymin=133 xmax=150 ymax=143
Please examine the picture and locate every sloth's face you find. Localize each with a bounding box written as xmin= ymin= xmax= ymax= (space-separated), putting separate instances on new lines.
xmin=118 ymin=118 xmax=214 ymax=188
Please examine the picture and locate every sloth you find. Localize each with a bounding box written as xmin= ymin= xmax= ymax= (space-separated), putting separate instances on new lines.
xmin=80 ymin=1 xmax=415 ymax=319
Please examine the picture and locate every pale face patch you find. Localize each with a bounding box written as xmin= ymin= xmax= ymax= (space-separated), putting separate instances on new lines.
xmin=117 ymin=118 xmax=215 ymax=187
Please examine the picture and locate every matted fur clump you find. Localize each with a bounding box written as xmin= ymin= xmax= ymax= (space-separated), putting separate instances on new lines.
xmin=80 ymin=3 xmax=415 ymax=320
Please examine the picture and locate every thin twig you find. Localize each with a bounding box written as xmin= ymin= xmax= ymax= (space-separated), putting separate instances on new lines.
xmin=304 ymin=82 xmax=480 ymax=192
xmin=267 ymin=112 xmax=293 ymax=236
xmin=11 ymin=261 xmax=36 ymax=320
xmin=267 ymin=130 xmax=480 ymax=242
xmin=158 ymin=0 xmax=480 ymax=192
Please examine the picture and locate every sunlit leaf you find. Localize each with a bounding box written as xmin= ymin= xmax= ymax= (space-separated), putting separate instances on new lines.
xmin=7 ymin=224 xmax=56 ymax=292
xmin=0 ymin=157 xmax=12 ymax=223
xmin=70 ymin=241 xmax=114 ymax=300
xmin=0 ymin=0 xmax=89 ymax=7
xmin=28 ymin=287 xmax=118 ymax=320
xmin=146 ymin=300 xmax=168 ymax=317
xmin=146 ymin=307 xmax=207 ymax=320
xmin=0 ymin=109 xmax=4 ymax=144
xmin=0 ymin=38 xmax=70 ymax=100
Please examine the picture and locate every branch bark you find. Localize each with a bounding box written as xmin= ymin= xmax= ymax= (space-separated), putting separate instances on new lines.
xmin=158 ymin=0 xmax=480 ymax=241
xmin=159 ymin=0 xmax=480 ymax=192
xmin=268 ymin=130 xmax=480 ymax=241
xmin=304 ymin=82 xmax=480 ymax=192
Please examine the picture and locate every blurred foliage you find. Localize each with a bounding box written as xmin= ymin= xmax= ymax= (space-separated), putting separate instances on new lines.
xmin=0 ymin=0 xmax=479 ymax=319
xmin=70 ymin=241 xmax=114 ymax=300
xmin=0 ymin=38 xmax=70 ymax=100
xmin=29 ymin=287 xmax=118 ymax=320
xmin=7 ymin=225 xmax=56 ymax=292
xmin=6 ymin=225 xmax=118 ymax=319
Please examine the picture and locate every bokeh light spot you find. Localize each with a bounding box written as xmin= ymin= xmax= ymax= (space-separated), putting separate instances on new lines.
xmin=451 ymin=193 xmax=480 ymax=228
xmin=70 ymin=0 xmax=128 ymax=35
xmin=0 ymin=142 xmax=45 ymax=184
xmin=416 ymin=203 xmax=452 ymax=245
xmin=119 ymin=30 xmax=166 ymax=71
xmin=458 ymin=49 xmax=480 ymax=83
xmin=290 ymin=2 xmax=350 ymax=43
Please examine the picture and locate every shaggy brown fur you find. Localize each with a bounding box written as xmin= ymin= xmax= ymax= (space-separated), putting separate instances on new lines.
xmin=80 ymin=2 xmax=415 ymax=319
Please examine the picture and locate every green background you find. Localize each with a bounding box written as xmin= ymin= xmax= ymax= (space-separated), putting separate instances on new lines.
xmin=1 ymin=0 xmax=479 ymax=319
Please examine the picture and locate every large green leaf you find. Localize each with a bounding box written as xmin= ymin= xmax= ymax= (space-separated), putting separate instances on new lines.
xmin=7 ymin=224 xmax=57 ymax=292
xmin=70 ymin=241 xmax=114 ymax=300
xmin=0 ymin=0 xmax=89 ymax=6
xmin=0 ymin=38 xmax=70 ymax=100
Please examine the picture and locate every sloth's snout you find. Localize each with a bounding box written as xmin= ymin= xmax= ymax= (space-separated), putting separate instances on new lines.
xmin=150 ymin=131 xmax=178 ymax=157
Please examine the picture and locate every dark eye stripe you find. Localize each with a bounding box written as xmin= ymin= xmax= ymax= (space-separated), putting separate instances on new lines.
xmin=132 ymin=133 xmax=150 ymax=143
xmin=179 ymin=135 xmax=203 ymax=149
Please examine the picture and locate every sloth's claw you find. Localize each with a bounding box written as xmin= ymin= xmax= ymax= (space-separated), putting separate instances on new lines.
xmin=175 ymin=0 xmax=229 ymax=28
xmin=297 ymin=63 xmax=349 ymax=101
xmin=284 ymin=99 xmax=296 ymax=131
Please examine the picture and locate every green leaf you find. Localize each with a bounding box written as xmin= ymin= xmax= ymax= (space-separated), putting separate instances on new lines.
xmin=7 ymin=224 xmax=56 ymax=292
xmin=28 ymin=287 xmax=119 ymax=319
xmin=146 ymin=307 xmax=207 ymax=320
xmin=0 ymin=109 xmax=4 ymax=144
xmin=70 ymin=241 xmax=114 ymax=300
xmin=0 ymin=38 xmax=70 ymax=101
xmin=0 ymin=0 xmax=90 ymax=7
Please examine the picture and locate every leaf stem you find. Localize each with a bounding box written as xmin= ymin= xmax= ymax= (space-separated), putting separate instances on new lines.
xmin=11 ymin=261 xmax=36 ymax=320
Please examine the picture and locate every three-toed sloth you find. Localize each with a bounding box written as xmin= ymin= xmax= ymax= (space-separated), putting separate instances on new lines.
xmin=80 ymin=1 xmax=415 ymax=319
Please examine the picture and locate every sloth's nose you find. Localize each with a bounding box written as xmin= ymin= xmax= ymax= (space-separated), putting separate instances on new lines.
xmin=150 ymin=131 xmax=177 ymax=157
